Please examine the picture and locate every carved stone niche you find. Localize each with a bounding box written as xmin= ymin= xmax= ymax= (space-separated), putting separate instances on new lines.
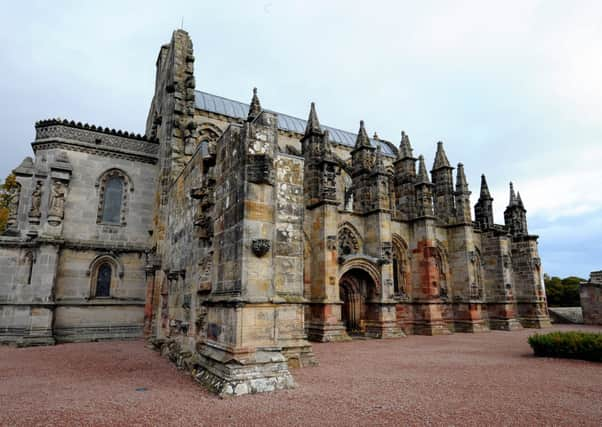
xmin=251 ymin=239 xmax=271 ymax=257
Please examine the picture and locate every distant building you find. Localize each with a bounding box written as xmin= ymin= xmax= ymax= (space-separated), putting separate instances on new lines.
xmin=580 ymin=271 xmax=602 ymax=325
xmin=0 ymin=30 xmax=550 ymax=395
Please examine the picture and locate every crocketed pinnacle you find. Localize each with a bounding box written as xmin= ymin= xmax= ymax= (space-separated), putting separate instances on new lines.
xmin=509 ymin=182 xmax=517 ymax=206
xmin=516 ymin=191 xmax=525 ymax=209
xmin=480 ymin=174 xmax=492 ymax=200
xmin=247 ymin=87 xmax=261 ymax=121
xmin=354 ymin=120 xmax=373 ymax=150
xmin=304 ymin=102 xmax=321 ymax=138
xmin=322 ymin=129 xmax=333 ymax=159
xmin=417 ymin=155 xmax=431 ymax=184
xmin=432 ymin=141 xmax=452 ymax=170
xmin=398 ymin=131 xmax=414 ymax=159
xmin=374 ymin=144 xmax=387 ymax=174
xmin=455 ymin=163 xmax=469 ymax=193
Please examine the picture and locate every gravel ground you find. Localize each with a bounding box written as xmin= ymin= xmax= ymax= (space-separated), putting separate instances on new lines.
xmin=1 ymin=324 xmax=601 ymax=426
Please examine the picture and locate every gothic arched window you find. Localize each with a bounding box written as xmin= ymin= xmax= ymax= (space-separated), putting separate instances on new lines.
xmin=96 ymin=263 xmax=112 ymax=297
xmin=102 ymin=176 xmax=123 ymax=224
xmin=96 ymin=169 xmax=131 ymax=226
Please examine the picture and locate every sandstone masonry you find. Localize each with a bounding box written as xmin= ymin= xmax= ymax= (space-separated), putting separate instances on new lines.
xmin=0 ymin=30 xmax=551 ymax=395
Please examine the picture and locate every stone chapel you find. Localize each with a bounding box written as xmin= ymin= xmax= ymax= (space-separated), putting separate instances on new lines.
xmin=0 ymin=30 xmax=550 ymax=396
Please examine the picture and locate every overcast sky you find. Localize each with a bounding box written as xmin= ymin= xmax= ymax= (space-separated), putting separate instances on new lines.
xmin=1 ymin=0 xmax=600 ymax=278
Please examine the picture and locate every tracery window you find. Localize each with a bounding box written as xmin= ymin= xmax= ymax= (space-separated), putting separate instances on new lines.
xmin=392 ymin=235 xmax=410 ymax=296
xmin=95 ymin=263 xmax=112 ymax=297
xmin=338 ymin=226 xmax=360 ymax=256
xmin=434 ymin=245 xmax=450 ymax=299
xmin=96 ymin=169 xmax=131 ymax=225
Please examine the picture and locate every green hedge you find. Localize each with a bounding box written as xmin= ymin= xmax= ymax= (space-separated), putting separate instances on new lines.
xmin=528 ymin=331 xmax=602 ymax=362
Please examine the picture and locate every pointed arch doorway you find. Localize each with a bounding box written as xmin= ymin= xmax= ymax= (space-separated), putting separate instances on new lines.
xmin=339 ymin=268 xmax=378 ymax=335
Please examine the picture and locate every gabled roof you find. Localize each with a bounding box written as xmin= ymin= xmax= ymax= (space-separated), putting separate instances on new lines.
xmin=195 ymin=90 xmax=396 ymax=157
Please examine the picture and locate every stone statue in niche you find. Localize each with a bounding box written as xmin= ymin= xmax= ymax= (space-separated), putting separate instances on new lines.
xmin=48 ymin=180 xmax=67 ymax=220
xmin=6 ymin=183 xmax=21 ymax=228
xmin=29 ymin=181 xmax=43 ymax=218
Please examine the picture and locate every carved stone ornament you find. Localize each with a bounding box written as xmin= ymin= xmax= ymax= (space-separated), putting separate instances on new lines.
xmin=29 ymin=181 xmax=43 ymax=218
xmin=48 ymin=180 xmax=67 ymax=225
xmin=380 ymin=242 xmax=392 ymax=264
xmin=6 ymin=183 xmax=20 ymax=229
xmin=251 ymin=239 xmax=271 ymax=257
xmin=326 ymin=235 xmax=337 ymax=251
xmin=338 ymin=227 xmax=359 ymax=256
xmin=468 ymin=251 xmax=476 ymax=263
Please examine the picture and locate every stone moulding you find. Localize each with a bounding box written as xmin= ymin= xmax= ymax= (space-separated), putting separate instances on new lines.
xmin=35 ymin=118 xmax=156 ymax=142
xmin=32 ymin=141 xmax=158 ymax=165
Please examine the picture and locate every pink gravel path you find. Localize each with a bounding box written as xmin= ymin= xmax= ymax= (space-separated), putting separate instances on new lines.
xmin=1 ymin=324 xmax=601 ymax=426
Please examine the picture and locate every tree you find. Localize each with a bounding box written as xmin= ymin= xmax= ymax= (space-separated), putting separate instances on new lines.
xmin=544 ymin=275 xmax=584 ymax=307
xmin=0 ymin=173 xmax=18 ymax=233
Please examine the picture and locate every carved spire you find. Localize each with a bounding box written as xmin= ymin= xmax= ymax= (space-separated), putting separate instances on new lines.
xmin=508 ymin=182 xmax=517 ymax=206
xmin=247 ymin=87 xmax=261 ymax=121
xmin=454 ymin=163 xmax=471 ymax=223
xmin=455 ymin=163 xmax=469 ymax=194
xmin=398 ymin=131 xmax=415 ymax=159
xmin=475 ymin=173 xmax=494 ymax=229
xmin=480 ymin=174 xmax=492 ymax=199
xmin=504 ymin=182 xmax=528 ymax=236
xmin=415 ymin=155 xmax=434 ymax=217
xmin=416 ymin=155 xmax=431 ymax=184
xmin=322 ymin=129 xmax=333 ymax=159
xmin=354 ymin=120 xmax=373 ymax=150
xmin=432 ymin=141 xmax=451 ymax=170
xmin=304 ymin=102 xmax=322 ymax=138
xmin=517 ymin=191 xmax=524 ymax=209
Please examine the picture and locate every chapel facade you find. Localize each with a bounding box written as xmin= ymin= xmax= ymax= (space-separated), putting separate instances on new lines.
xmin=0 ymin=30 xmax=550 ymax=395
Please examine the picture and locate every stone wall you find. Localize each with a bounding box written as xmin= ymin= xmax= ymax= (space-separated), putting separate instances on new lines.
xmin=0 ymin=119 xmax=156 ymax=345
xmin=580 ymin=271 xmax=602 ymax=325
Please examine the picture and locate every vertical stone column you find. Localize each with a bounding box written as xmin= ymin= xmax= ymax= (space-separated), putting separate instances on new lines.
xmin=511 ymin=236 xmax=551 ymax=328
xmin=410 ymin=219 xmax=450 ymax=335
xmin=302 ymin=105 xmax=348 ymax=343
xmin=143 ymin=259 xmax=159 ymax=339
xmin=448 ymin=225 xmax=488 ymax=332
xmin=363 ymin=211 xmax=403 ymax=338
xmin=195 ymin=113 xmax=301 ymax=396
xmin=305 ymin=203 xmax=348 ymax=342
xmin=19 ymin=242 xmax=59 ymax=346
xmin=481 ymin=230 xmax=522 ymax=330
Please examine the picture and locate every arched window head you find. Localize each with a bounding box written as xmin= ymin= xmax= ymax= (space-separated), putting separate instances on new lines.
xmin=96 ymin=263 xmax=112 ymax=297
xmin=96 ymin=169 xmax=132 ymax=226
